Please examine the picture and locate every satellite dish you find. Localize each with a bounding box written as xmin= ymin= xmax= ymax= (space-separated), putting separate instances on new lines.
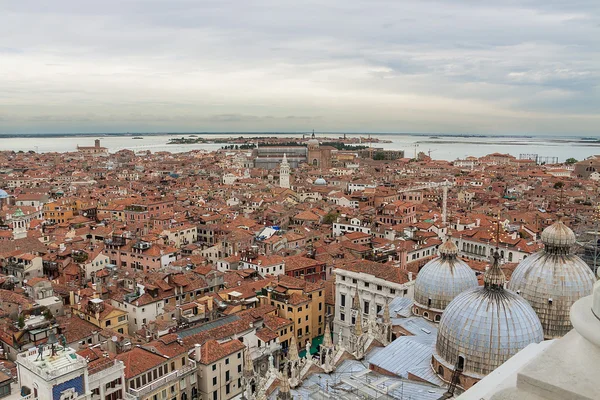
xmin=83 ymin=212 xmax=87 ymax=217
xmin=111 ymin=336 xmax=118 ymax=342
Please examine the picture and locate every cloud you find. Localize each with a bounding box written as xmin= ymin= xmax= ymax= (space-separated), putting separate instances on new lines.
xmin=0 ymin=0 xmax=598 ymax=134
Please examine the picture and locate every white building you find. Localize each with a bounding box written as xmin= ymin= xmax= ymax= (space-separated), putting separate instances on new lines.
xmin=239 ymin=255 xmax=286 ymax=277
xmin=332 ymin=260 xmax=415 ymax=344
xmin=16 ymin=343 xmax=90 ymax=400
xmin=332 ymin=216 xmax=372 ymax=237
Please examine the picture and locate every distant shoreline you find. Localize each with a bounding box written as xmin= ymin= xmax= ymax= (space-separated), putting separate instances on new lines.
xmin=0 ymin=131 xmax=592 ymax=139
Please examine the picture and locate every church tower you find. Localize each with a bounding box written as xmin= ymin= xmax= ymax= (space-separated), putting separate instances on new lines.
xmin=279 ymin=153 xmax=290 ymax=189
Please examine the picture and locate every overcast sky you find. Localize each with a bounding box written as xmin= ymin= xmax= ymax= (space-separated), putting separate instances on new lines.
xmin=0 ymin=0 xmax=598 ymax=135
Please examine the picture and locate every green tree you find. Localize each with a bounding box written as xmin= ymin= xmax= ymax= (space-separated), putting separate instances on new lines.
xmin=565 ymin=158 xmax=578 ymax=165
xmin=554 ymin=181 xmax=565 ymax=190
xmin=323 ymin=212 xmax=339 ymax=224
xmin=373 ymin=152 xmax=385 ymax=160
xmin=18 ymin=315 xmax=25 ymax=329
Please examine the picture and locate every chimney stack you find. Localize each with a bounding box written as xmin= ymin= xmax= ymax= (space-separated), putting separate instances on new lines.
xmin=194 ymin=343 xmax=201 ymax=362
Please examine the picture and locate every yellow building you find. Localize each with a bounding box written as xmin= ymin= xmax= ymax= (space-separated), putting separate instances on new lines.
xmin=70 ymin=297 xmax=129 ymax=335
xmin=43 ymin=201 xmax=75 ymax=224
xmin=262 ymin=276 xmax=325 ymax=355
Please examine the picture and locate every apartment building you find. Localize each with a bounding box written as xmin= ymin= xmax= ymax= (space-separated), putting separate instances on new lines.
xmin=195 ymin=339 xmax=245 ymax=400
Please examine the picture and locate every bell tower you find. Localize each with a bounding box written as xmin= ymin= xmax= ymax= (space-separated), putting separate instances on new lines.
xmin=279 ymin=153 xmax=290 ymax=189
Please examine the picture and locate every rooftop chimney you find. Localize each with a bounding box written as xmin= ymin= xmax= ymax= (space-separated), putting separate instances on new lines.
xmin=194 ymin=343 xmax=201 ymax=362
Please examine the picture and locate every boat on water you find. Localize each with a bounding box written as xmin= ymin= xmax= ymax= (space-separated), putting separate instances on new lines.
xmin=132 ymin=137 xmax=144 ymax=139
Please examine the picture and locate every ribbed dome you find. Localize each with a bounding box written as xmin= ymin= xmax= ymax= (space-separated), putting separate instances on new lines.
xmin=0 ymin=189 xmax=8 ymax=199
xmin=414 ymin=239 xmax=477 ymax=312
xmin=313 ymin=177 xmax=327 ymax=185
xmin=540 ymin=219 xmax=576 ymax=250
xmin=434 ymin=252 xmax=543 ymax=377
xmin=509 ymin=219 xmax=595 ymax=339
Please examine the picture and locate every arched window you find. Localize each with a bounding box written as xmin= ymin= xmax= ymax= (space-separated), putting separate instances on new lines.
xmin=312 ymin=159 xmax=318 ymax=166
xmin=438 ymin=365 xmax=444 ymax=378
xmin=423 ymin=311 xmax=429 ymax=319
xmin=508 ymin=252 xmax=513 ymax=262
xmin=414 ymin=308 xmax=419 ymax=315
xmin=458 ymin=356 xmax=465 ymax=371
xmin=435 ymin=314 xmax=441 ymax=322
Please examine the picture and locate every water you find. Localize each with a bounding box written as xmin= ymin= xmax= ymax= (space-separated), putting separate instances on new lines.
xmin=0 ymin=133 xmax=598 ymax=162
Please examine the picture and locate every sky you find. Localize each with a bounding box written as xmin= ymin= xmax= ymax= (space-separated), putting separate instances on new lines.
xmin=0 ymin=0 xmax=599 ymax=135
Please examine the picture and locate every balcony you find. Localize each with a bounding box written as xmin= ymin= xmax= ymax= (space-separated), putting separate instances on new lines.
xmin=128 ymin=360 xmax=196 ymax=399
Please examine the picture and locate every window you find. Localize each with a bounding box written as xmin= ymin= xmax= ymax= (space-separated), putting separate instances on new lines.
xmin=225 ymin=370 xmax=230 ymax=381
xmin=423 ymin=312 xmax=429 ymax=319
xmin=377 ymin=285 xmax=382 ymax=291
xmin=435 ymin=315 xmax=441 ymax=322
xmin=105 ymin=320 xmax=112 ymax=327
xmin=390 ymin=289 xmax=396 ymax=295
xmin=351 ymin=316 xmax=356 ymax=325
xmin=212 ymin=364 xmax=217 ymax=371
xmin=213 ymin=392 xmax=217 ymax=400
xmin=297 ymin=328 xmax=302 ymax=337
xmin=352 ymin=279 xmax=357 ymax=284
xmin=238 ymin=352 xmax=241 ymax=359
xmin=118 ymin=315 xmax=126 ymax=322
xmin=319 ymin=302 xmax=322 ymax=311
xmin=364 ymin=282 xmax=369 ymax=288
xmin=376 ymin=304 xmax=382 ymax=314
xmin=225 ymin=358 xmax=229 ymax=365
xmin=340 ymin=312 xmax=345 ymax=321
xmin=341 ymin=276 xmax=346 ymax=281
xmin=341 ymin=294 xmax=345 ymax=307
xmin=213 ymin=377 xmax=217 ymax=386
xmin=363 ymin=301 xmax=369 ymax=314
xmin=226 ymin=383 xmax=230 ymax=394
xmin=238 ymin=365 xmax=242 ymax=373
xmin=305 ymin=315 xmax=308 ymax=321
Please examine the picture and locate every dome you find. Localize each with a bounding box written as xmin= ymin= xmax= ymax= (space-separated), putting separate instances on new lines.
xmin=433 ymin=252 xmax=543 ymax=382
xmin=414 ymin=238 xmax=478 ymax=314
xmin=509 ymin=219 xmax=595 ymax=339
xmin=313 ymin=177 xmax=327 ymax=185
xmin=540 ymin=219 xmax=576 ymax=248
xmin=0 ymin=189 xmax=8 ymax=199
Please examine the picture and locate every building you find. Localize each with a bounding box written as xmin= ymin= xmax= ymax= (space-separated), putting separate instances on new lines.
xmin=194 ymin=339 xmax=245 ymax=400
xmin=262 ymin=275 xmax=326 ymax=353
xmin=279 ymin=153 xmax=290 ymax=189
xmin=71 ymin=297 xmax=129 ymax=335
xmin=77 ymin=346 xmax=128 ymax=400
xmin=77 ymin=139 xmax=109 ymax=156
xmin=16 ymin=340 xmax=90 ymax=400
xmin=117 ymin=343 xmax=197 ymax=400
xmin=412 ymin=237 xmax=478 ymax=322
xmin=509 ymin=218 xmax=595 ymax=339
xmin=432 ymin=251 xmax=543 ymax=390
xmin=459 ymin=279 xmax=600 ymax=400
xmin=333 ymin=260 xmax=415 ymax=344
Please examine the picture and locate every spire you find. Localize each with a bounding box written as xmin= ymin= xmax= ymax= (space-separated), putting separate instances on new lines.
xmin=323 ymin=321 xmax=333 ymax=348
xmin=277 ymin=363 xmax=292 ymax=400
xmin=243 ymin=346 xmax=254 ymax=378
xmin=484 ymin=250 xmax=506 ymax=290
xmin=354 ymin=308 xmax=363 ymax=336
xmin=282 ymin=153 xmax=288 ymax=165
xmin=288 ymin=334 xmax=299 ymax=361
xmin=351 ymin=285 xmax=360 ymax=310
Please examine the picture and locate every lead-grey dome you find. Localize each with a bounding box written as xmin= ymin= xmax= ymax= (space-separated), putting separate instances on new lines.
xmin=0 ymin=189 xmax=8 ymax=199
xmin=414 ymin=237 xmax=478 ymax=313
xmin=509 ymin=219 xmax=595 ymax=339
xmin=434 ymin=252 xmax=543 ymax=380
xmin=313 ymin=177 xmax=327 ymax=185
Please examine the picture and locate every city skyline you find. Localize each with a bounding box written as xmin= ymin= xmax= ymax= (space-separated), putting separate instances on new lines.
xmin=1 ymin=0 xmax=599 ymax=135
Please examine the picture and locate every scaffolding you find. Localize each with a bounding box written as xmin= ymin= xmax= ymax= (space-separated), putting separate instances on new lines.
xmin=519 ymin=154 xmax=560 ymax=165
